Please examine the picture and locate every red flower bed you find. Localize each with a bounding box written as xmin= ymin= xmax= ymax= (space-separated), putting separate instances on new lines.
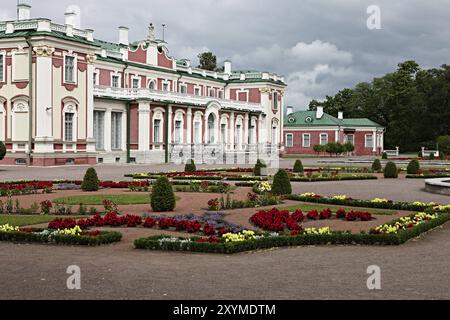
xmin=306 ymin=210 xmax=319 ymax=220
xmin=48 ymin=218 xmax=77 ymax=230
xmin=49 ymin=212 xmax=143 ymax=229
xmin=0 ymin=181 xmax=53 ymax=191
xmin=319 ymin=209 xmax=332 ymax=220
xmin=250 ymin=208 xmax=304 ymax=232
xmin=143 ymin=217 xmax=157 ymax=228
xmin=196 ymin=236 xmax=219 ymax=243
xmin=99 ymin=181 xmax=149 ymax=189
xmin=344 ymin=211 xmax=372 ymax=221
xmin=336 ymin=209 xmax=346 ymax=219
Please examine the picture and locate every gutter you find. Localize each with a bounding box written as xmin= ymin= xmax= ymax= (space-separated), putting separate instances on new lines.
xmin=25 ymin=36 xmax=33 ymax=166
xmin=126 ymin=101 xmax=131 ymax=163
xmin=165 ymin=103 xmax=169 ymax=163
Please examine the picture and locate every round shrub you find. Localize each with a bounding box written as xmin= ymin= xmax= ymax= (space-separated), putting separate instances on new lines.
xmin=271 ymin=169 xmax=292 ymax=195
xmin=384 ymin=161 xmax=398 ymax=178
xmin=254 ymin=159 xmax=266 ymax=176
xmin=406 ymin=159 xmax=420 ymax=174
xmin=428 ymin=153 xmax=435 ymax=160
xmin=184 ymin=159 xmax=196 ymax=172
xmin=81 ymin=167 xmax=99 ymax=191
xmin=293 ymin=160 xmax=304 ymax=173
xmin=0 ymin=141 xmax=6 ymax=160
xmin=381 ymin=152 xmax=388 ymax=160
xmin=151 ymin=176 xmax=176 ymax=212
xmin=372 ymin=159 xmax=382 ymax=172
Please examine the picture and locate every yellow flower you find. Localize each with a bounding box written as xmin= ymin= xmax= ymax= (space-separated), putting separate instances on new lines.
xmin=0 ymin=224 xmax=19 ymax=232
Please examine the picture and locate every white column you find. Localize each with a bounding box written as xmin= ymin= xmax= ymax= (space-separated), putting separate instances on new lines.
xmin=229 ymin=112 xmax=235 ymax=150
xmin=244 ymin=113 xmax=249 ymax=146
xmin=86 ymin=58 xmax=96 ymax=152
xmin=104 ymin=108 xmax=112 ymax=152
xmin=167 ymin=105 xmax=173 ymax=144
xmin=372 ymin=130 xmax=377 ymax=152
xmin=335 ymin=129 xmax=339 ymax=143
xmin=121 ymin=110 xmax=127 ymax=151
xmin=380 ymin=132 xmax=384 ymax=151
xmin=34 ymin=48 xmax=54 ymax=153
xmin=186 ymin=107 xmax=192 ymax=144
xmin=258 ymin=114 xmax=263 ymax=144
xmin=138 ymin=102 xmax=150 ymax=151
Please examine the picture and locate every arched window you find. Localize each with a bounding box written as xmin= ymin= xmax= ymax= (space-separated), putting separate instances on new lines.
xmin=271 ymin=119 xmax=279 ymax=145
xmin=11 ymin=98 xmax=29 ymax=143
xmin=207 ymin=113 xmax=215 ymax=144
xmin=193 ymin=112 xmax=203 ymax=144
xmin=62 ymin=100 xmax=78 ymax=143
xmin=148 ymin=79 xmax=156 ymax=90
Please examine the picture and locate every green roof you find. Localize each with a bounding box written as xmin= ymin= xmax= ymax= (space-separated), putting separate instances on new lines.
xmin=285 ymin=111 xmax=383 ymax=128
xmin=0 ymin=30 xmax=99 ymax=47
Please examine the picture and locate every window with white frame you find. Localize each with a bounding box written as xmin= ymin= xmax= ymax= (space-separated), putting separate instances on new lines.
xmin=64 ymin=55 xmax=76 ymax=83
xmin=148 ymin=80 xmax=156 ymax=90
xmin=0 ymin=52 xmax=4 ymax=82
xmin=209 ymin=88 xmax=215 ymax=97
xmin=320 ymin=133 xmax=328 ymax=145
xmin=112 ymin=75 xmax=120 ymax=88
xmin=0 ymin=103 xmax=5 ymax=142
xmin=194 ymin=121 xmax=201 ymax=144
xmin=162 ymin=82 xmax=169 ymax=92
xmin=365 ymin=134 xmax=374 ymax=148
xmin=303 ymin=133 xmax=311 ymax=147
xmin=218 ymin=90 xmax=223 ymax=99
xmin=132 ymin=78 xmax=140 ymax=89
xmin=207 ymin=114 xmax=215 ymax=144
xmin=111 ymin=112 xmax=122 ymax=149
xmin=235 ymin=125 xmax=241 ymax=145
xmin=345 ymin=134 xmax=355 ymax=145
xmin=286 ymin=133 xmax=293 ymax=147
xmin=273 ymin=92 xmax=278 ymax=110
xmin=93 ymin=71 xmax=98 ymax=86
xmin=154 ymin=119 xmax=161 ymax=143
xmin=179 ymin=84 xmax=187 ymax=94
xmin=175 ymin=120 xmax=182 ymax=143
xmin=194 ymin=87 xmax=200 ymax=96
xmin=64 ymin=113 xmax=75 ymax=142
xmin=221 ymin=124 xmax=227 ymax=144
xmin=93 ymin=110 xmax=105 ymax=150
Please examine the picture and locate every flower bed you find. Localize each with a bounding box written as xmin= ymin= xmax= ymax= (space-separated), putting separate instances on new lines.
xmin=125 ymin=172 xmax=268 ymax=182
xmin=134 ymin=211 xmax=450 ymax=254
xmin=0 ymin=224 xmax=121 ymax=246
xmin=288 ymin=193 xmax=436 ymax=212
xmin=0 ymin=181 xmax=53 ymax=196
xmin=289 ymin=174 xmax=377 ymax=182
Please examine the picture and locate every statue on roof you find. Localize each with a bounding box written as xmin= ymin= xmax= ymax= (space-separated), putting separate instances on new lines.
xmin=148 ymin=23 xmax=155 ymax=42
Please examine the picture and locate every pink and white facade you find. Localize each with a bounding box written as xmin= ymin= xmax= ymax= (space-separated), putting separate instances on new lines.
xmin=0 ymin=4 xmax=286 ymax=166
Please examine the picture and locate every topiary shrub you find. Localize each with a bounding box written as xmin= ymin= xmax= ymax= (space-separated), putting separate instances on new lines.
xmin=0 ymin=141 xmax=6 ymax=161
xmin=185 ymin=159 xmax=196 ymax=172
xmin=293 ymin=160 xmax=304 ymax=173
xmin=372 ymin=159 xmax=382 ymax=172
xmin=151 ymin=176 xmax=176 ymax=212
xmin=428 ymin=153 xmax=435 ymax=160
xmin=271 ymin=169 xmax=292 ymax=195
xmin=406 ymin=159 xmax=420 ymax=174
xmin=81 ymin=167 xmax=99 ymax=191
xmin=384 ymin=161 xmax=398 ymax=179
xmin=382 ymin=152 xmax=388 ymax=160
xmin=254 ymin=159 xmax=266 ymax=176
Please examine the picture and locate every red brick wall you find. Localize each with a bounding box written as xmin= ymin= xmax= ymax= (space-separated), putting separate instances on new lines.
xmin=128 ymin=48 xmax=147 ymax=64
xmin=158 ymin=52 xmax=173 ymax=69
xmin=248 ymin=88 xmax=261 ymax=103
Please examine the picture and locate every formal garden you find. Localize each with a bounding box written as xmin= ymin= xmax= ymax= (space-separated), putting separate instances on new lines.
xmin=0 ymin=157 xmax=449 ymax=253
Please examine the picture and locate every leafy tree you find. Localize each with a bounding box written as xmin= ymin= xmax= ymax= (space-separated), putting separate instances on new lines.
xmin=293 ymin=160 xmax=304 ymax=173
xmin=384 ymin=161 xmax=398 ymax=178
xmin=407 ymin=159 xmax=420 ymax=174
xmin=343 ymin=142 xmax=355 ymax=154
xmin=254 ymin=159 xmax=266 ymax=176
xmin=372 ymin=159 xmax=382 ymax=172
xmin=437 ymin=136 xmax=450 ymax=156
xmin=271 ymin=169 xmax=292 ymax=195
xmin=313 ymin=144 xmax=325 ymax=155
xmin=185 ymin=159 xmax=196 ymax=172
xmin=198 ymin=52 xmax=218 ymax=71
xmin=382 ymin=152 xmax=388 ymax=160
xmin=325 ymin=142 xmax=345 ymax=156
xmin=81 ymin=168 xmax=99 ymax=191
xmin=151 ymin=176 xmax=176 ymax=212
xmin=0 ymin=141 xmax=6 ymax=161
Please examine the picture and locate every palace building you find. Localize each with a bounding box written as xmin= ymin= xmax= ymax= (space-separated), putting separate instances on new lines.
xmin=283 ymin=107 xmax=385 ymax=156
xmin=0 ymin=3 xmax=286 ymax=166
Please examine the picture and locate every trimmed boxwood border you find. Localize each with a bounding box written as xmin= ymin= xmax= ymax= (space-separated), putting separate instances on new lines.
xmin=134 ymin=212 xmax=450 ymax=254
xmin=287 ymin=194 xmax=431 ymax=212
xmin=290 ymin=175 xmax=377 ymax=182
xmin=0 ymin=230 xmax=122 ymax=246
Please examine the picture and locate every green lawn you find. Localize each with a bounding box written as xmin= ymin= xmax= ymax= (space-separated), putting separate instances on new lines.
xmin=0 ymin=215 xmax=58 ymax=227
xmin=279 ymin=203 xmax=396 ymax=215
xmin=53 ymin=194 xmax=152 ymax=205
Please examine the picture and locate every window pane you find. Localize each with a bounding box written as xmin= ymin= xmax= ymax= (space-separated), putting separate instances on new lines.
xmin=111 ymin=112 xmax=122 ymax=149
xmin=133 ymin=79 xmax=139 ymax=88
xmin=154 ymin=120 xmax=161 ymax=143
xmin=303 ymin=134 xmax=310 ymax=147
xmin=273 ymin=92 xmax=278 ymax=110
xmin=286 ymin=134 xmax=293 ymax=147
xmin=235 ymin=125 xmax=241 ymax=144
xmin=194 ymin=122 xmax=200 ymax=144
xmin=94 ymin=111 xmax=105 ymax=150
xmin=175 ymin=120 xmax=181 ymax=143
xmin=65 ymin=113 xmax=74 ymax=141
xmin=0 ymin=54 xmax=4 ymax=82
xmin=221 ymin=124 xmax=226 ymax=143
xmin=65 ymin=56 xmax=74 ymax=82
xmin=320 ymin=134 xmax=328 ymax=145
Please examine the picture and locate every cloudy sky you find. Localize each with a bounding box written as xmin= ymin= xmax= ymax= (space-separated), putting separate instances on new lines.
xmin=2 ymin=0 xmax=450 ymax=109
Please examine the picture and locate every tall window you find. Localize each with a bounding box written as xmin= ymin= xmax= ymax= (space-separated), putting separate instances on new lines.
xmin=111 ymin=112 xmax=122 ymax=149
xmin=209 ymin=88 xmax=215 ymax=97
xmin=273 ymin=92 xmax=278 ymax=110
xmin=194 ymin=88 xmax=200 ymax=96
xmin=194 ymin=122 xmax=200 ymax=144
xmin=64 ymin=113 xmax=74 ymax=141
xmin=0 ymin=53 xmax=5 ymax=82
xmin=235 ymin=125 xmax=241 ymax=145
xmin=93 ymin=72 xmax=98 ymax=86
xmin=303 ymin=134 xmax=311 ymax=147
xmin=154 ymin=119 xmax=161 ymax=143
xmin=365 ymin=134 xmax=374 ymax=148
xmin=320 ymin=133 xmax=328 ymax=145
xmin=64 ymin=56 xmax=75 ymax=83
xmin=132 ymin=78 xmax=139 ymax=89
xmin=218 ymin=91 xmax=223 ymax=99
xmin=249 ymin=125 xmax=255 ymax=144
xmin=286 ymin=134 xmax=293 ymax=147
xmin=175 ymin=120 xmax=182 ymax=143
xmin=148 ymin=80 xmax=156 ymax=90
xmin=93 ymin=111 xmax=105 ymax=150
xmin=112 ymin=75 xmax=120 ymax=88
xmin=345 ymin=134 xmax=355 ymax=145
xmin=163 ymin=82 xmax=169 ymax=92
xmin=207 ymin=114 xmax=215 ymax=144
xmin=221 ymin=124 xmax=227 ymax=144
xmin=179 ymin=84 xmax=187 ymax=94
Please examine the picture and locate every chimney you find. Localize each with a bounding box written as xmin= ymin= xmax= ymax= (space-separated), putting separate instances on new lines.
xmin=224 ymin=60 xmax=232 ymax=74
xmin=286 ymin=106 xmax=294 ymax=115
xmin=65 ymin=12 xmax=76 ymax=26
xmin=17 ymin=3 xmax=31 ymax=21
xmin=316 ymin=106 xmax=324 ymax=119
xmin=119 ymin=26 xmax=129 ymax=46
xmin=338 ymin=111 xmax=344 ymax=120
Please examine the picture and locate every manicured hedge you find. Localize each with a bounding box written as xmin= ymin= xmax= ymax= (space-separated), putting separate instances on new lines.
xmin=290 ymin=175 xmax=377 ymax=182
xmin=0 ymin=230 xmax=122 ymax=246
xmin=287 ymin=194 xmax=431 ymax=212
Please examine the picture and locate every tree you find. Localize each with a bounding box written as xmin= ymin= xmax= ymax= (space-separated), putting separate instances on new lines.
xmin=0 ymin=141 xmax=6 ymax=161
xmin=384 ymin=161 xmax=398 ymax=178
xmin=293 ymin=160 xmax=304 ymax=173
xmin=325 ymin=142 xmax=345 ymax=157
xmin=437 ymin=136 xmax=450 ymax=156
xmin=198 ymin=52 xmax=218 ymax=71
xmin=151 ymin=176 xmax=176 ymax=212
xmin=407 ymin=159 xmax=420 ymax=174
xmin=185 ymin=159 xmax=196 ymax=172
xmin=372 ymin=159 xmax=382 ymax=172
xmin=254 ymin=159 xmax=266 ymax=176
xmin=313 ymin=144 xmax=325 ymax=155
xmin=271 ymin=169 xmax=292 ymax=195
xmin=81 ymin=168 xmax=99 ymax=191
xmin=343 ymin=142 xmax=355 ymax=154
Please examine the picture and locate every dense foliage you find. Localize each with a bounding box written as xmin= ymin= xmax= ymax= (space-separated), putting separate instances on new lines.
xmin=372 ymin=159 xmax=382 ymax=172
xmin=184 ymin=159 xmax=196 ymax=172
xmin=271 ymin=169 xmax=292 ymax=195
xmin=384 ymin=161 xmax=398 ymax=178
xmin=406 ymin=159 xmax=420 ymax=174
xmin=81 ymin=168 xmax=99 ymax=191
xmin=293 ymin=160 xmax=304 ymax=173
xmin=151 ymin=176 xmax=176 ymax=212
xmin=0 ymin=141 xmax=6 ymax=160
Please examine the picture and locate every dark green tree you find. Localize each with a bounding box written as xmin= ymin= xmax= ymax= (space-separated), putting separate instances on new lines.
xmin=293 ymin=160 xmax=304 ymax=173
xmin=151 ymin=176 xmax=176 ymax=212
xmin=372 ymin=159 xmax=382 ymax=172
xmin=198 ymin=52 xmax=218 ymax=71
xmin=185 ymin=159 xmax=196 ymax=172
xmin=437 ymin=136 xmax=450 ymax=156
xmin=384 ymin=161 xmax=398 ymax=178
xmin=407 ymin=159 xmax=420 ymax=174
xmin=81 ymin=168 xmax=99 ymax=191
xmin=0 ymin=141 xmax=6 ymax=161
xmin=271 ymin=169 xmax=292 ymax=195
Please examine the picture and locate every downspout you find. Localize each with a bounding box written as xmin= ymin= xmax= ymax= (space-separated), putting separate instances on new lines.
xmin=165 ymin=103 xmax=169 ymax=163
xmin=25 ymin=36 xmax=33 ymax=166
xmin=126 ymin=101 xmax=131 ymax=163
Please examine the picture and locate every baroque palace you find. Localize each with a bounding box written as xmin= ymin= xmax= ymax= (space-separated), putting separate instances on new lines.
xmin=0 ymin=3 xmax=286 ymax=166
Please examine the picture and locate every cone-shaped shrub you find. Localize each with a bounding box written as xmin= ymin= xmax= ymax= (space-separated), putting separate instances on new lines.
xmin=372 ymin=159 xmax=382 ymax=172
xmin=81 ymin=167 xmax=99 ymax=191
xmin=293 ymin=160 xmax=304 ymax=173
xmin=151 ymin=176 xmax=176 ymax=212
xmin=184 ymin=159 xmax=196 ymax=172
xmin=382 ymin=152 xmax=388 ymax=160
xmin=271 ymin=169 xmax=292 ymax=195
xmin=407 ymin=159 xmax=420 ymax=174
xmin=254 ymin=159 xmax=266 ymax=176
xmin=384 ymin=161 xmax=398 ymax=178
xmin=0 ymin=141 xmax=6 ymax=160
